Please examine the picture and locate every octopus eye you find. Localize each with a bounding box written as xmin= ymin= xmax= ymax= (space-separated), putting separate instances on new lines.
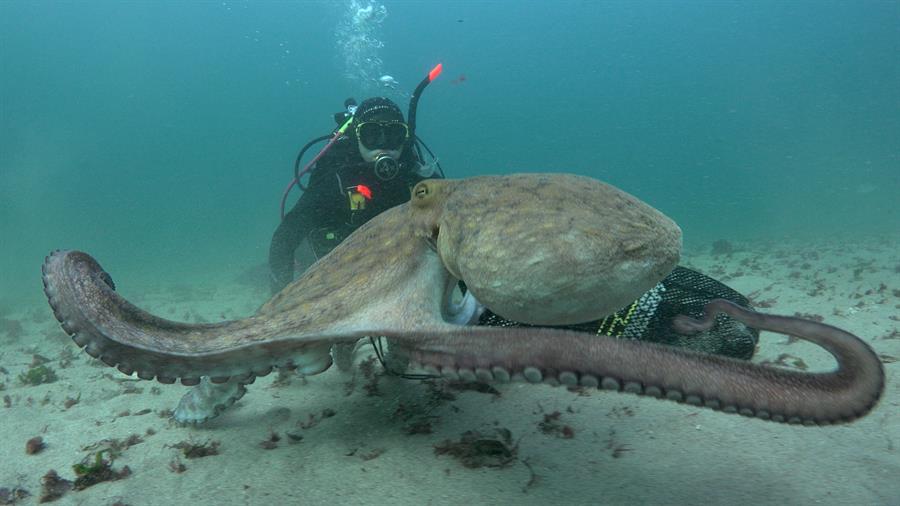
xmin=413 ymin=182 xmax=430 ymax=199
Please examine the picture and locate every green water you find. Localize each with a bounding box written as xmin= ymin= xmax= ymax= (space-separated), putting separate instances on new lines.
xmin=2 ymin=0 xmax=898 ymax=308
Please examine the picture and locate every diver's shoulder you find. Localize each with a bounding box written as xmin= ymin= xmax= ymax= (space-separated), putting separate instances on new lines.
xmin=314 ymin=138 xmax=357 ymax=169
xmin=322 ymin=135 xmax=355 ymax=158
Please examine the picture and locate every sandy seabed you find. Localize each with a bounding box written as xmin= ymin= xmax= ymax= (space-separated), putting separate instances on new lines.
xmin=1 ymin=236 xmax=898 ymax=506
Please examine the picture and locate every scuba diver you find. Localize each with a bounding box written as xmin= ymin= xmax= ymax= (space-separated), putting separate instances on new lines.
xmin=270 ymin=65 xmax=445 ymax=295
xmin=268 ymin=94 xmax=443 ymax=294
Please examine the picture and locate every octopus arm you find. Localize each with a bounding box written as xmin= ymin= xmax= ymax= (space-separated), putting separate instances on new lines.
xmin=42 ymin=250 xmax=362 ymax=385
xmin=392 ymin=300 xmax=884 ymax=426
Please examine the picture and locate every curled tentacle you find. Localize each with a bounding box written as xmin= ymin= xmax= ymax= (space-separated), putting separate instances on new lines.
xmin=42 ymin=250 xmax=355 ymax=384
xmin=397 ymin=300 xmax=884 ymax=425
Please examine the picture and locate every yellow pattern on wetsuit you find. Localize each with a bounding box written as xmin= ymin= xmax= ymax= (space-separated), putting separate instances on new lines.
xmin=596 ymin=301 xmax=638 ymax=337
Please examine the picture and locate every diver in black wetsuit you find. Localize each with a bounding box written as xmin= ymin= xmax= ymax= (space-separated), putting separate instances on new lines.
xmin=269 ymin=96 xmax=441 ymax=294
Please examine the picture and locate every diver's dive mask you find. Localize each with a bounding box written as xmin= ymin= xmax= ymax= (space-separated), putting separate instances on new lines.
xmin=373 ymin=153 xmax=400 ymax=180
xmin=356 ymin=121 xmax=409 ymax=150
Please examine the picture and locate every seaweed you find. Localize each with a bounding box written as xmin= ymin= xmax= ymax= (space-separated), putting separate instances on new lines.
xmin=391 ymin=381 xmax=457 ymax=435
xmin=537 ymin=411 xmax=575 ymax=439
xmin=0 ymin=486 xmax=30 ymax=504
xmin=606 ymin=405 xmax=636 ymax=419
xmin=25 ymin=436 xmax=45 ymax=455
xmin=18 ymin=365 xmax=58 ymax=386
xmin=359 ymin=356 xmax=382 ymax=396
xmin=746 ymin=290 xmax=778 ymax=308
xmin=171 ymin=439 xmax=220 ymax=459
xmin=392 ymin=402 xmax=439 ymax=435
xmin=81 ymin=434 xmax=144 ymax=459
xmin=38 ymin=470 xmax=71 ymax=503
xmin=425 ymin=379 xmax=457 ymax=403
xmin=761 ymin=353 xmax=809 ymax=371
xmin=71 ymin=450 xmax=131 ymax=491
xmin=807 ymin=279 xmax=828 ymax=297
xmin=433 ymin=428 xmax=517 ymax=469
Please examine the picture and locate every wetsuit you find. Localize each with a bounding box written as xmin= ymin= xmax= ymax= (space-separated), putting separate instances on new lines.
xmin=269 ymin=136 xmax=436 ymax=293
xmin=479 ymin=266 xmax=759 ymax=359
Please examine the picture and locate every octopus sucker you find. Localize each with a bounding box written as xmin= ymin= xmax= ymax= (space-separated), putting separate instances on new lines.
xmin=558 ymin=371 xmax=578 ymax=386
xmin=457 ymin=368 xmax=476 ymax=382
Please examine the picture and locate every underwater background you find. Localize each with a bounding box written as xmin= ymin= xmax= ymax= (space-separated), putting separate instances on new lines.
xmin=2 ymin=2 xmax=900 ymax=505
xmin=1 ymin=1 xmax=898 ymax=308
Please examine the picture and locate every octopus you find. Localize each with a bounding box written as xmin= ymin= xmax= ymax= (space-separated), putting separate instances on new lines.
xmin=41 ymin=173 xmax=884 ymax=426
